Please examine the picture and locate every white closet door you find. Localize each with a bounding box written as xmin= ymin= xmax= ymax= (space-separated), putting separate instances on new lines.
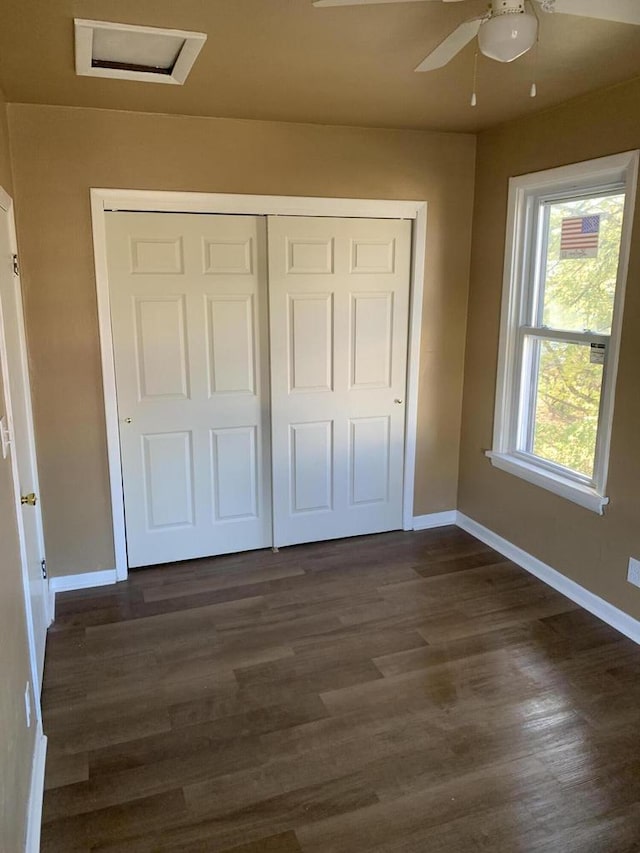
xmin=268 ymin=216 xmax=411 ymax=548
xmin=106 ymin=213 xmax=271 ymax=567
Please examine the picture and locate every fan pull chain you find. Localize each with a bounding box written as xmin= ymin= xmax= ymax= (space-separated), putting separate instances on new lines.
xmin=530 ymin=1 xmax=540 ymax=98
xmin=471 ymin=50 xmax=479 ymax=107
xmin=530 ymin=38 xmax=538 ymax=97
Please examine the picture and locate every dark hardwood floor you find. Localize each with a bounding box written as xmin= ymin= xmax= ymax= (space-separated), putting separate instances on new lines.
xmin=40 ymin=526 xmax=640 ymax=852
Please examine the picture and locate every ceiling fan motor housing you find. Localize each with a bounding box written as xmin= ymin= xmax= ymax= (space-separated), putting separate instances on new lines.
xmin=478 ymin=0 xmax=538 ymax=63
xmin=491 ymin=0 xmax=527 ymax=14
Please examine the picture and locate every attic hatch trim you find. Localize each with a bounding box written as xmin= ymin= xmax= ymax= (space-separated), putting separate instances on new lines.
xmin=74 ymin=19 xmax=207 ymax=86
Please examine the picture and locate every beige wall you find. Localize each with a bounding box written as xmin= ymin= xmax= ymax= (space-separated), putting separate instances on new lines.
xmin=459 ymin=76 xmax=640 ymax=620
xmin=0 ymin=89 xmax=36 ymax=853
xmin=7 ymin=103 xmax=476 ymax=577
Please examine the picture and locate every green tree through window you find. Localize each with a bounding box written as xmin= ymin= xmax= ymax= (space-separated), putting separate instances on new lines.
xmin=532 ymin=194 xmax=624 ymax=477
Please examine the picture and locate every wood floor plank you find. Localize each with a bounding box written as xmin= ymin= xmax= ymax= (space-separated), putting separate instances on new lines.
xmin=168 ymin=691 xmax=329 ymax=736
xmin=44 ymin=751 xmax=89 ymax=791
xmin=103 ymin=774 xmax=378 ymax=853
xmin=320 ymin=647 xmax=540 ymax=717
xmin=372 ymin=623 xmax=539 ymax=677
xmin=44 ymin=706 xmax=172 ymax=755
xmin=290 ymin=624 xmax=427 ymax=663
xmin=43 ymin=732 xmax=265 ymax=823
xmin=142 ymin=563 xmax=307 ymax=603
xmin=42 ymin=789 xmax=187 ymax=853
xmin=295 ymin=755 xmax=552 ymax=853
xmin=40 ymin=527 xmax=640 ymax=852
xmin=219 ymin=831 xmax=303 ymax=853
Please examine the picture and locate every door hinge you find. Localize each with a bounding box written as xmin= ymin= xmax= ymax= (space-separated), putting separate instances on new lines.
xmin=41 ymin=559 xmax=47 ymax=580
xmin=12 ymin=254 xmax=19 ymax=276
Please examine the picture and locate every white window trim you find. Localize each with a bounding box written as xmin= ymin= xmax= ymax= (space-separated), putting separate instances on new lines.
xmin=490 ymin=151 xmax=639 ymax=515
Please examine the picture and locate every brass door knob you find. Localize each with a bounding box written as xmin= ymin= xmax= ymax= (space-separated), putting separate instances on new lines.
xmin=21 ymin=492 xmax=37 ymax=506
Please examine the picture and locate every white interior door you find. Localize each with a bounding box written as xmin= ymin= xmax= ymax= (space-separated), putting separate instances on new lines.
xmin=0 ymin=201 xmax=48 ymax=692
xmin=268 ymin=216 xmax=411 ymax=548
xmin=106 ymin=213 xmax=272 ymax=568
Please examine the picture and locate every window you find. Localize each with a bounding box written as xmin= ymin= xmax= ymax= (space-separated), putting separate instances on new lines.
xmin=490 ymin=152 xmax=639 ymax=514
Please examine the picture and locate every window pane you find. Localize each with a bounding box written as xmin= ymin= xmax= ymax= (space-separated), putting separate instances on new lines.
xmin=528 ymin=339 xmax=604 ymax=479
xmin=540 ymin=193 xmax=625 ymax=334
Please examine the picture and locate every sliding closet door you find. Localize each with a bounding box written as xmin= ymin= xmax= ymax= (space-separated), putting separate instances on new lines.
xmin=268 ymin=216 xmax=411 ymax=548
xmin=106 ymin=213 xmax=272 ymax=567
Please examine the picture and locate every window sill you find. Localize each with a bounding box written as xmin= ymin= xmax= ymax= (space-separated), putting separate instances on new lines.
xmin=485 ymin=451 xmax=609 ymax=515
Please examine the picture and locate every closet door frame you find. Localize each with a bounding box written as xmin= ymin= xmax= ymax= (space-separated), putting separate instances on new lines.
xmin=91 ymin=189 xmax=427 ymax=582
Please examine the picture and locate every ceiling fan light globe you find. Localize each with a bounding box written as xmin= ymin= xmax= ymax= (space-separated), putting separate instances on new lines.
xmin=478 ymin=12 xmax=538 ymax=63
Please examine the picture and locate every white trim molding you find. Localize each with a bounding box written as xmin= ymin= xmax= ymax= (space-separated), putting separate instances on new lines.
xmin=93 ymin=190 xmax=424 ymax=219
xmin=456 ymin=512 xmax=640 ymax=645
xmin=49 ymin=568 xmax=118 ymax=594
xmin=25 ymin=730 xmax=47 ymax=853
xmin=412 ymin=511 xmax=457 ymax=530
xmin=486 ymin=452 xmax=609 ymax=515
xmin=402 ymin=203 xmax=427 ymax=532
xmin=90 ymin=189 xmax=428 ymax=580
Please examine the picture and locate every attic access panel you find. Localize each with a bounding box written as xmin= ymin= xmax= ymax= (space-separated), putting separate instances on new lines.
xmin=74 ymin=19 xmax=207 ymax=85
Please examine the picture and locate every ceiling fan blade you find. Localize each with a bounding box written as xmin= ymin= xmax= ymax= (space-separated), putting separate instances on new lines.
xmin=312 ymin=0 xmax=451 ymax=8
xmin=414 ymin=18 xmax=481 ymax=71
xmin=545 ymin=0 xmax=640 ymax=25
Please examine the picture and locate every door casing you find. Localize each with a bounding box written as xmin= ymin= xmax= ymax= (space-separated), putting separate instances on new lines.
xmin=91 ymin=190 xmax=427 ymax=581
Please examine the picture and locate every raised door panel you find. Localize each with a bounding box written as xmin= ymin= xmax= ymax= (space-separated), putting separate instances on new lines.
xmin=130 ymin=237 xmax=184 ymax=274
xmin=211 ymin=427 xmax=258 ymax=521
xmin=350 ymin=239 xmax=395 ymax=274
xmin=142 ymin=431 xmax=194 ymax=529
xmin=349 ymin=416 xmax=390 ymax=506
xmin=288 ymin=294 xmax=334 ymax=393
xmin=287 ymin=238 xmax=334 ymax=274
xmin=350 ymin=292 xmax=393 ymax=390
xmin=134 ymin=296 xmax=189 ymax=400
xmin=290 ymin=421 xmax=333 ymax=513
xmin=206 ymin=295 xmax=256 ymax=395
xmin=203 ymin=239 xmax=253 ymax=275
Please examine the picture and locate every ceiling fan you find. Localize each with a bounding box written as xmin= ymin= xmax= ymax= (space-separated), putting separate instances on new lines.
xmin=312 ymin=0 xmax=640 ymax=72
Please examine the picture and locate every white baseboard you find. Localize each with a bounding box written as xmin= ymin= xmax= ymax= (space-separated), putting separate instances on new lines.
xmin=24 ymin=730 xmax=47 ymax=853
xmin=456 ymin=512 xmax=640 ymax=645
xmin=413 ymin=511 xmax=457 ymax=530
xmin=49 ymin=568 xmax=118 ymax=594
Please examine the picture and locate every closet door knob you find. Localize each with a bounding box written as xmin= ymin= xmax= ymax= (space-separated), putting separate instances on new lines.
xmin=394 ymin=399 xmax=403 ymax=405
